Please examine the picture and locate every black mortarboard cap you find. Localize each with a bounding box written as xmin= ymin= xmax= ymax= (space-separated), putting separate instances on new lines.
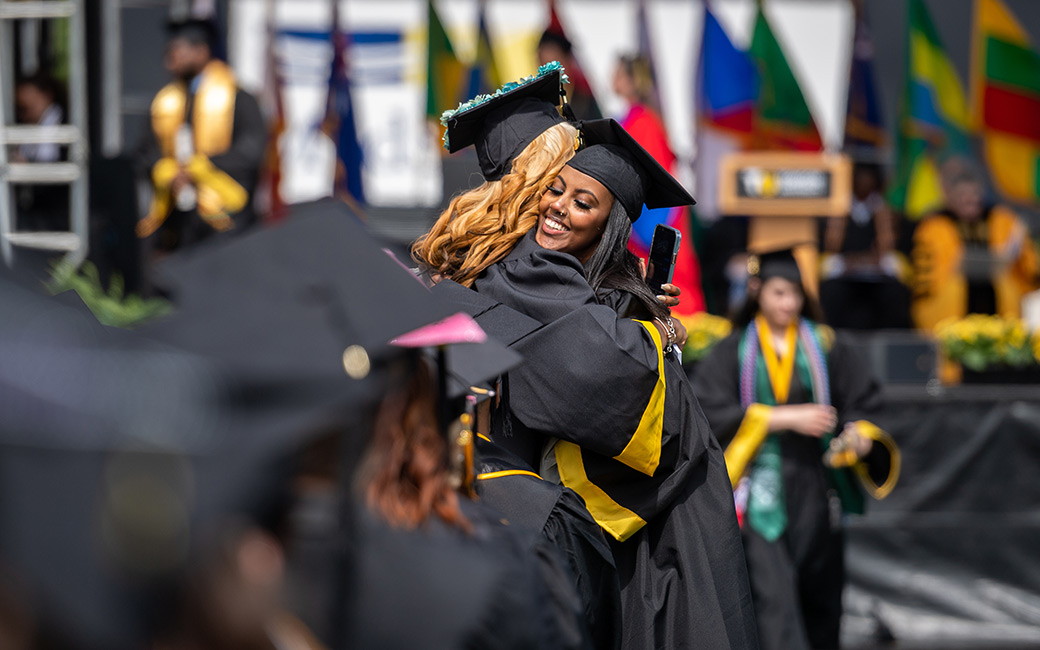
xmin=165 ymin=18 xmax=218 ymax=48
xmin=392 ymin=312 xmax=523 ymax=399
xmin=569 ymin=118 xmax=695 ymax=220
xmin=442 ymin=65 xmax=568 ymax=181
xmin=430 ymin=279 xmax=542 ymax=347
xmin=749 ymin=247 xmax=803 ymax=285
xmin=0 ymin=278 xmax=276 ymax=649
xmin=145 ymin=198 xmax=456 ymax=383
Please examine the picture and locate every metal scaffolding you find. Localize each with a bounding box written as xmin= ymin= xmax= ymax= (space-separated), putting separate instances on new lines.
xmin=0 ymin=0 xmax=89 ymax=267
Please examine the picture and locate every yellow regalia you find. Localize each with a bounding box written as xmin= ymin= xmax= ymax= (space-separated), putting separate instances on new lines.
xmin=137 ymin=60 xmax=249 ymax=238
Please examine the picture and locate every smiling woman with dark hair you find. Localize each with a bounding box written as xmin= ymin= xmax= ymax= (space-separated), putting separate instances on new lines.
xmin=467 ymin=119 xmax=759 ymax=650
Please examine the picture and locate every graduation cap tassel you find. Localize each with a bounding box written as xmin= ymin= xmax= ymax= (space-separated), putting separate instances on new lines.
xmin=436 ymin=344 xmax=450 ymax=435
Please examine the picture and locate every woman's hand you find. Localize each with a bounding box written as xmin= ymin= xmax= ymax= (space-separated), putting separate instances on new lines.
xmin=657 ymin=283 xmax=681 ymax=308
xmin=769 ymin=404 xmax=838 ymax=437
xmin=671 ymin=316 xmax=687 ymax=349
xmin=835 ymin=422 xmax=873 ymax=457
xmin=651 ymin=316 xmax=687 ymax=350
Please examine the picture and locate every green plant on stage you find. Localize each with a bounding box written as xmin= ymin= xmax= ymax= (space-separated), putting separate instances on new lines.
xmin=47 ymin=260 xmax=171 ymax=328
xmin=934 ymin=314 xmax=1038 ymax=371
xmin=681 ymin=312 xmax=733 ymax=364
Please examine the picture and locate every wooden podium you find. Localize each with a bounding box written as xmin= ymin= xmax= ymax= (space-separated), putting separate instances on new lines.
xmin=718 ymin=152 xmax=852 ymax=295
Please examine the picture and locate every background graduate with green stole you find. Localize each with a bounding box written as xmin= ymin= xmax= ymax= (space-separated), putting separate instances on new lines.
xmin=693 ymin=248 xmax=900 ymax=650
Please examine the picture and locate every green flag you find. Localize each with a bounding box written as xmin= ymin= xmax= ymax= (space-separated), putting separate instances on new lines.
xmin=426 ymin=0 xmax=465 ymax=119
xmin=748 ymin=7 xmax=822 ymax=150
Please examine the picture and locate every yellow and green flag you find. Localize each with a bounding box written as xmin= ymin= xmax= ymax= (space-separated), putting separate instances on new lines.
xmin=426 ymin=0 xmax=466 ymax=119
xmin=972 ymin=0 xmax=1040 ymax=206
xmin=889 ymin=0 xmax=970 ymax=218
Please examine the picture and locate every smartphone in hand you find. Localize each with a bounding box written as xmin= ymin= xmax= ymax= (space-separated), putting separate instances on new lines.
xmin=645 ymin=224 xmax=681 ymax=295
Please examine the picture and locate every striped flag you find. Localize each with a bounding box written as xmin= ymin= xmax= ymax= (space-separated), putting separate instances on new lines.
xmin=889 ymin=0 xmax=970 ymax=217
xmin=748 ymin=7 xmax=822 ymax=151
xmin=972 ymin=0 xmax=1040 ymax=206
xmin=426 ymin=0 xmax=465 ymax=119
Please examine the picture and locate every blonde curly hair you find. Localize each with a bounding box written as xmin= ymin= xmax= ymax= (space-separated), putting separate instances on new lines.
xmin=412 ymin=121 xmax=578 ymax=287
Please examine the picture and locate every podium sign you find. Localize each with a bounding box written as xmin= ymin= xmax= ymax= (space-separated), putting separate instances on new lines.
xmin=718 ymin=152 xmax=852 ymax=217
xmin=717 ymin=152 xmax=852 ymax=297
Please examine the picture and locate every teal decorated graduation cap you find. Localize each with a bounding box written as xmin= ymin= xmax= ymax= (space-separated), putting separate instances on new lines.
xmin=570 ymin=118 xmax=695 ymax=220
xmin=441 ymin=62 xmax=570 ymax=181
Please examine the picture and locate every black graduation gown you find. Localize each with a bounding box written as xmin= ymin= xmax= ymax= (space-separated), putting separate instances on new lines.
xmin=475 ymin=436 xmax=622 ymax=650
xmin=136 ymin=87 xmax=266 ymax=253
xmin=469 ymin=231 xmax=759 ymax=650
xmin=350 ymin=499 xmax=591 ymax=650
xmin=692 ymin=332 xmax=892 ymax=650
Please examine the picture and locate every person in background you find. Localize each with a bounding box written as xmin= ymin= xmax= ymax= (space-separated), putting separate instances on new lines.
xmin=612 ymin=53 xmax=707 ymax=317
xmin=14 ymin=74 xmax=63 ymax=163
xmin=693 ymin=249 xmax=900 ymax=650
xmin=819 ymin=162 xmax=910 ymax=329
xmin=13 ymin=74 xmax=67 ymax=233
xmin=911 ymin=157 xmax=1040 ymax=331
xmin=536 ymin=30 xmax=601 ymax=120
xmin=135 ymin=18 xmax=266 ymax=255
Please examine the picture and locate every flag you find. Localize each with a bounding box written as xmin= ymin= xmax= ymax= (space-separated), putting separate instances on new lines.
xmin=618 ymin=4 xmax=707 ymax=319
xmin=635 ymin=0 xmax=663 ymax=112
xmin=747 ymin=7 xmax=822 ymax=151
xmin=889 ymin=0 xmax=970 ymax=217
xmin=464 ymin=4 xmax=501 ymax=99
xmin=258 ymin=0 xmax=286 ymax=221
xmin=972 ymin=0 xmax=1040 ymax=206
xmin=426 ymin=0 xmax=465 ymax=119
xmin=844 ymin=2 xmax=886 ymax=154
xmin=327 ymin=1 xmax=365 ymax=203
xmin=544 ymin=0 xmax=600 ymax=119
xmin=695 ymin=5 xmax=756 ymax=222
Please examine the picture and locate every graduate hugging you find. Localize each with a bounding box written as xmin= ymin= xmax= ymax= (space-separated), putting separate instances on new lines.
xmin=414 ymin=64 xmax=759 ymax=650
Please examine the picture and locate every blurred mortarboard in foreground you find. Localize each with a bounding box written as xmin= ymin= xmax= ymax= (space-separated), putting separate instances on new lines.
xmin=146 ymin=198 xmax=456 ymax=385
xmin=441 ymin=63 xmax=570 ymax=181
xmin=570 ymin=118 xmax=695 ymax=219
xmin=0 ymin=277 xmax=299 ymax=650
xmin=430 ymin=280 xmax=542 ymax=347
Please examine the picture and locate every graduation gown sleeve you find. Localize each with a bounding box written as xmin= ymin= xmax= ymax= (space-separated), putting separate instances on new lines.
xmin=690 ymin=333 xmax=747 ymax=448
xmin=827 ymin=335 xmax=900 ymax=498
xmin=475 ymin=438 xmax=622 ymax=650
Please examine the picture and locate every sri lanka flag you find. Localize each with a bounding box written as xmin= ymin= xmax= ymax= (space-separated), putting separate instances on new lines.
xmin=972 ymin=0 xmax=1040 ymax=206
xmin=889 ymin=0 xmax=970 ymax=217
